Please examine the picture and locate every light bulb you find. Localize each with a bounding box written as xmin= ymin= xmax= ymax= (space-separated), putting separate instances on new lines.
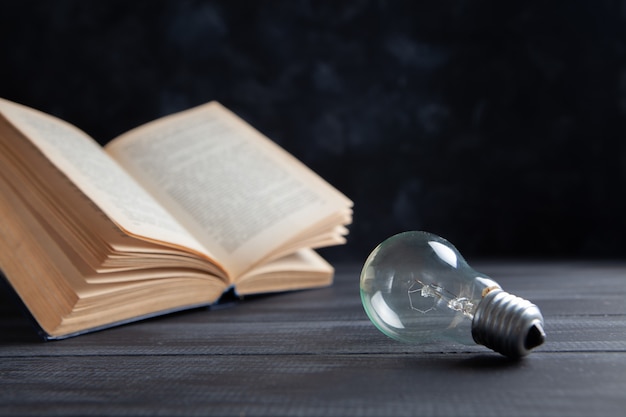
xmin=360 ymin=231 xmax=545 ymax=358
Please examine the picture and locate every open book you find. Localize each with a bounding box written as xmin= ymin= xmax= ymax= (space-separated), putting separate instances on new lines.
xmin=0 ymin=98 xmax=352 ymax=339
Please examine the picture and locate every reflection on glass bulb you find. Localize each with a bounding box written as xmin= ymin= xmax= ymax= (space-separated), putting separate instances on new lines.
xmin=360 ymin=231 xmax=545 ymax=358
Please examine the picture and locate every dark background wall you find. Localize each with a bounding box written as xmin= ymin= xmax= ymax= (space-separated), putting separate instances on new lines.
xmin=1 ymin=0 xmax=625 ymax=263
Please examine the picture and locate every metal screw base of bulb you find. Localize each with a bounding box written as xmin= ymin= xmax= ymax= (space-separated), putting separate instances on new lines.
xmin=472 ymin=289 xmax=545 ymax=358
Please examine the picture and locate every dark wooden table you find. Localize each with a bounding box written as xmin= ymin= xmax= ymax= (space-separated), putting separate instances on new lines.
xmin=1 ymin=262 xmax=625 ymax=416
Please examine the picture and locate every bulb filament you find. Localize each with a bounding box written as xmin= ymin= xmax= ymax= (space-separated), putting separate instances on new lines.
xmin=408 ymin=280 xmax=475 ymax=318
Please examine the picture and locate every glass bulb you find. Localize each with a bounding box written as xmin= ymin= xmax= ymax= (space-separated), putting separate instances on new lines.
xmin=360 ymin=231 xmax=545 ymax=358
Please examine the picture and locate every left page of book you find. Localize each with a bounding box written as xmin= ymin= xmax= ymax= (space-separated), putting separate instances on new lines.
xmin=0 ymin=164 xmax=227 ymax=337
xmin=0 ymin=99 xmax=216 ymax=263
xmin=0 ymin=99 xmax=230 ymax=337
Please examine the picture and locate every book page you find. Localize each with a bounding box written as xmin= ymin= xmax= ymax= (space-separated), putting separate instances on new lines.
xmin=235 ymin=248 xmax=334 ymax=295
xmin=0 ymin=99 xmax=213 ymax=261
xmin=106 ymin=102 xmax=352 ymax=277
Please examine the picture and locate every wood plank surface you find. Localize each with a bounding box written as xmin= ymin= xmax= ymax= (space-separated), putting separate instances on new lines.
xmin=1 ymin=262 xmax=625 ymax=416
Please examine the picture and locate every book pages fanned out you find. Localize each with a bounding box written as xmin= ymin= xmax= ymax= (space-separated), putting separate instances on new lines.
xmin=0 ymin=98 xmax=352 ymax=338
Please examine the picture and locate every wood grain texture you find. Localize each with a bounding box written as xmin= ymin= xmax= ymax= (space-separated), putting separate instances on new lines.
xmin=1 ymin=262 xmax=625 ymax=416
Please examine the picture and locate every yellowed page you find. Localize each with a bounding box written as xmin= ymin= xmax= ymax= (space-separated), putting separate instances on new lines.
xmin=105 ymin=101 xmax=352 ymax=277
xmin=0 ymin=98 xmax=213 ymax=262
xmin=0 ymin=168 xmax=82 ymax=333
xmin=235 ymin=248 xmax=334 ymax=295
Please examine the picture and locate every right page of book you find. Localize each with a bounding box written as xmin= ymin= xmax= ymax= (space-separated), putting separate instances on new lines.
xmin=105 ymin=102 xmax=352 ymax=278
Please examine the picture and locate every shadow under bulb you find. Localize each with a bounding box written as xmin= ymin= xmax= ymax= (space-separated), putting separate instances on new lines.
xmin=360 ymin=231 xmax=545 ymax=358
